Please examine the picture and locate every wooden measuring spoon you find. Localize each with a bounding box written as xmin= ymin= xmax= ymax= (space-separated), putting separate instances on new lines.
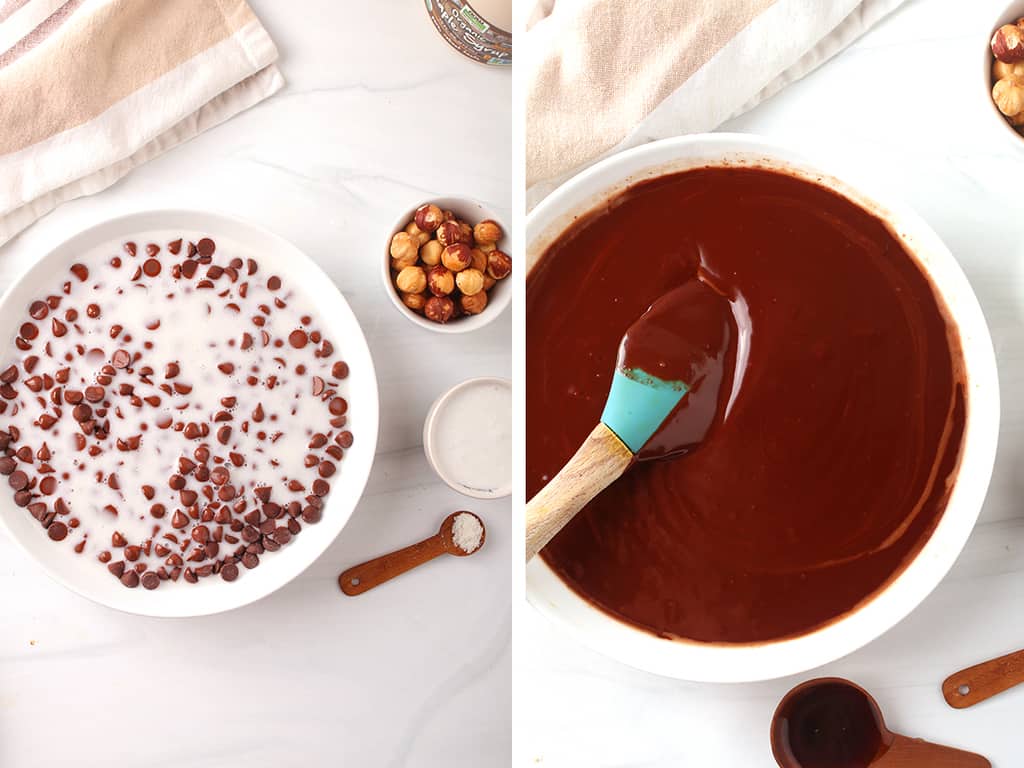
xmin=943 ymin=646 xmax=1024 ymax=709
xmin=525 ymin=281 xmax=733 ymax=561
xmin=771 ymin=678 xmax=990 ymax=768
xmin=338 ymin=511 xmax=484 ymax=596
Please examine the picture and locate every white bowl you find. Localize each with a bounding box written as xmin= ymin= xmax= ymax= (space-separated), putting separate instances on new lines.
xmin=526 ymin=134 xmax=1000 ymax=682
xmin=423 ymin=376 xmax=513 ymax=499
xmin=381 ymin=197 xmax=513 ymax=334
xmin=0 ymin=210 xmax=380 ymax=617
xmin=982 ymin=1 xmax=1024 ymax=146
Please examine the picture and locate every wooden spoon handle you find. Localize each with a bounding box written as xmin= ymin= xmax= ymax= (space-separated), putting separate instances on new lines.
xmin=942 ymin=647 xmax=1024 ymax=709
xmin=525 ymin=422 xmax=633 ymax=561
xmin=875 ymin=734 xmax=990 ymax=767
xmin=339 ymin=536 xmax=448 ymax=595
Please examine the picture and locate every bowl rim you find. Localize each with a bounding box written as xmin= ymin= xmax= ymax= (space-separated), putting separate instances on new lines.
xmin=525 ymin=133 xmax=1001 ymax=682
xmin=0 ymin=208 xmax=381 ymax=617
xmin=982 ymin=1 xmax=1024 ymax=147
xmin=381 ymin=196 xmax=513 ymax=334
xmin=422 ymin=375 xmax=513 ymax=499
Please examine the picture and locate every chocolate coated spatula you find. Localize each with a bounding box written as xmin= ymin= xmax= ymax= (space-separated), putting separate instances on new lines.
xmin=524 ymin=281 xmax=732 ymax=561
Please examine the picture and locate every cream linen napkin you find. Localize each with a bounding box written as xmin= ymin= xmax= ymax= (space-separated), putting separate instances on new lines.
xmin=0 ymin=0 xmax=284 ymax=246
xmin=527 ymin=0 xmax=906 ymax=204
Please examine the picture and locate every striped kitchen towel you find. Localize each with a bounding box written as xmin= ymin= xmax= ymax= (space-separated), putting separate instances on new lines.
xmin=527 ymin=0 xmax=906 ymax=204
xmin=0 ymin=0 xmax=284 ymax=246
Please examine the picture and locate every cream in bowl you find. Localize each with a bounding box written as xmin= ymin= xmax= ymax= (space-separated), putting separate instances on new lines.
xmin=526 ymin=134 xmax=999 ymax=682
xmin=0 ymin=210 xmax=379 ymax=617
xmin=424 ymin=377 xmax=512 ymax=499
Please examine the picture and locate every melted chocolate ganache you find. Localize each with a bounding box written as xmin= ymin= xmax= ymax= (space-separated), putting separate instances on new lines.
xmin=526 ymin=167 xmax=966 ymax=643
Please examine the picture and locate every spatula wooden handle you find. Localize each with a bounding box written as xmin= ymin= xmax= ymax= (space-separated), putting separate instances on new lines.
xmin=942 ymin=647 xmax=1024 ymax=709
xmin=525 ymin=422 xmax=634 ymax=562
xmin=339 ymin=536 xmax=448 ymax=595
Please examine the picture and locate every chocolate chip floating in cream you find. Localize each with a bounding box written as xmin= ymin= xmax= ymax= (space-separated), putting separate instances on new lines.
xmin=0 ymin=234 xmax=356 ymax=589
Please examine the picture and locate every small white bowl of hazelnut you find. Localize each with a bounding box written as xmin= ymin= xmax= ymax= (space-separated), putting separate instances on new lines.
xmin=986 ymin=4 xmax=1024 ymax=142
xmin=383 ymin=198 xmax=512 ymax=333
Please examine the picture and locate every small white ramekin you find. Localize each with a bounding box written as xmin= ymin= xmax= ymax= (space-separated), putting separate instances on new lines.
xmin=382 ymin=197 xmax=513 ymax=334
xmin=423 ymin=377 xmax=512 ymax=499
xmin=982 ymin=2 xmax=1024 ymax=147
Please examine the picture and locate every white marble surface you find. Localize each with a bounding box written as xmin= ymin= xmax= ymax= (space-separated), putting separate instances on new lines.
xmin=0 ymin=2 xmax=513 ymax=766
xmin=521 ymin=1 xmax=1024 ymax=765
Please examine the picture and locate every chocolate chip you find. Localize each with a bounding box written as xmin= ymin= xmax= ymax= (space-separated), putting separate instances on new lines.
xmin=171 ymin=510 xmax=188 ymax=529
xmin=47 ymin=521 xmax=67 ymax=541
xmin=241 ymin=552 xmax=259 ymax=569
xmin=273 ymin=526 xmax=292 ymax=546
xmin=141 ymin=571 xmax=160 ymax=590
xmin=220 ymin=562 xmax=239 ymax=581
xmin=197 ymin=238 xmax=216 ymax=258
xmin=337 ymin=431 xmax=354 ymax=449
xmin=84 ymin=386 xmax=105 ymax=402
xmin=312 ymin=479 xmax=330 ymax=497
xmin=301 ymin=505 xmax=322 ymax=524
xmin=332 ymin=361 xmax=349 ymax=379
xmin=8 ymin=470 xmax=28 ymax=490
xmin=0 ymin=457 xmax=15 ymax=475
xmin=111 ymin=349 xmax=130 ymax=368
xmin=120 ymin=570 xmax=140 ymax=588
xmin=70 ymin=264 xmax=89 ymax=282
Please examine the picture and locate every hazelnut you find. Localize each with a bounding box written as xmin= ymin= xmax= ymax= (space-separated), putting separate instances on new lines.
xmin=442 ymin=209 xmax=455 ymax=222
xmin=414 ymin=203 xmax=443 ymax=233
xmin=456 ymin=268 xmax=485 ymax=296
xmin=470 ymin=248 xmax=488 ymax=273
xmin=425 ymin=296 xmax=455 ymax=324
xmin=391 ymin=254 xmax=417 ymax=271
xmin=395 ymin=265 xmax=427 ymax=294
xmin=478 ymin=241 xmax=496 ymax=254
xmin=427 ymin=265 xmax=455 ymax=296
xmin=441 ymin=243 xmax=473 ymax=272
xmin=473 ymin=219 xmax=503 ymax=245
xmin=486 ymin=250 xmax=512 ymax=280
xmin=402 ymin=292 xmax=427 ymax=313
xmin=992 ymin=20 xmax=1024 ymax=63
xmin=993 ymin=76 xmax=1024 ymax=117
xmin=390 ymin=232 xmax=418 ymax=265
xmin=437 ymin=220 xmax=471 ymax=247
xmin=994 ymin=59 xmax=1024 ymax=80
xmin=420 ymin=239 xmax=443 ymax=266
xmin=405 ymin=221 xmax=431 ymax=245
xmin=483 ymin=275 xmax=497 ymax=291
xmin=460 ymin=291 xmax=488 ymax=315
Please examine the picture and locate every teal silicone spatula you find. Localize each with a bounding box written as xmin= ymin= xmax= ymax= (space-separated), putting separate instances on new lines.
xmin=525 ymin=281 xmax=732 ymax=561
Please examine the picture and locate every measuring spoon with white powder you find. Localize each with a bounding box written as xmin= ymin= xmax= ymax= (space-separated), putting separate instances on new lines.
xmin=424 ymin=377 xmax=512 ymax=498
xmin=338 ymin=512 xmax=485 ymax=596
